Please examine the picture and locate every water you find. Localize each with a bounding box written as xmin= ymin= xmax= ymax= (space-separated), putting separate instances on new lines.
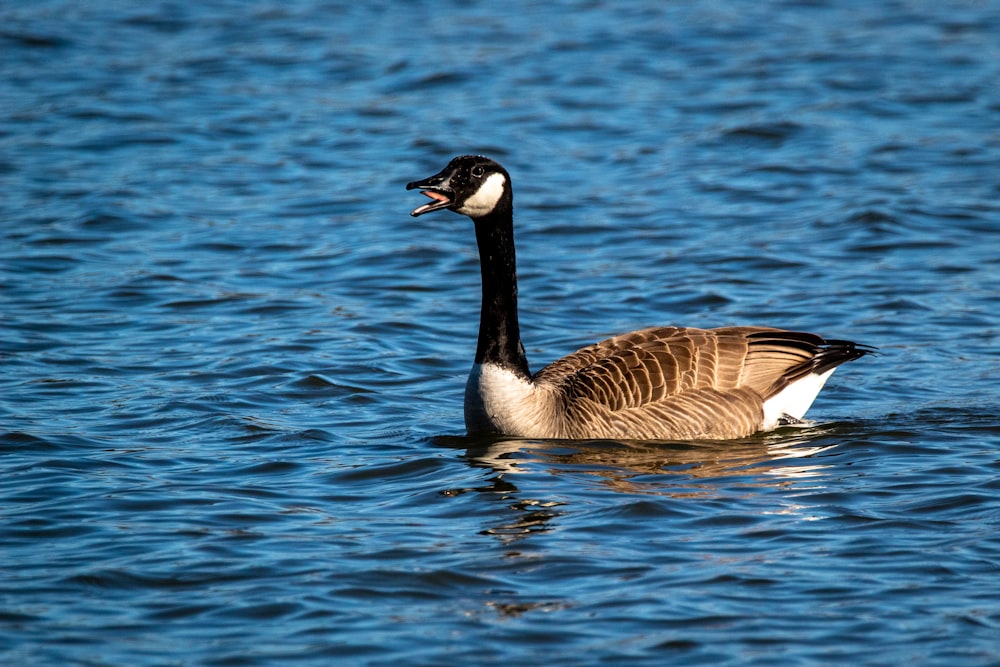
xmin=2 ymin=0 xmax=999 ymax=664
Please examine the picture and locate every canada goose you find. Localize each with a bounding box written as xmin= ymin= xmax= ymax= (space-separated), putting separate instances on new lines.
xmin=407 ymin=155 xmax=872 ymax=440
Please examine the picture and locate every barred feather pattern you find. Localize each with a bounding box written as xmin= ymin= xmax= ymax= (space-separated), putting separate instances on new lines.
xmin=528 ymin=326 xmax=868 ymax=440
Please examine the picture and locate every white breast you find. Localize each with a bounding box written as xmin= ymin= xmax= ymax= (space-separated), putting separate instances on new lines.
xmin=465 ymin=362 xmax=553 ymax=437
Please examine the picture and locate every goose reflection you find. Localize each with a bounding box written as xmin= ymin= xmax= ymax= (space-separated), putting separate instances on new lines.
xmin=435 ymin=426 xmax=847 ymax=550
xmin=440 ymin=425 xmax=844 ymax=497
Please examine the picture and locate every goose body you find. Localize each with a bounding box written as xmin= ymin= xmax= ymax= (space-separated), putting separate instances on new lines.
xmin=407 ymin=155 xmax=872 ymax=441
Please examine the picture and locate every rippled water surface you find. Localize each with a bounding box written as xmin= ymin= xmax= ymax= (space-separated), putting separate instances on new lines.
xmin=3 ymin=1 xmax=1000 ymax=664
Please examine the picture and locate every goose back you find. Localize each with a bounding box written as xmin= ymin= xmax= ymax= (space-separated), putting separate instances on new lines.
xmin=530 ymin=326 xmax=865 ymax=440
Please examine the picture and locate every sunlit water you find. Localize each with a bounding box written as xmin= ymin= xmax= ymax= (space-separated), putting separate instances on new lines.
xmin=2 ymin=1 xmax=999 ymax=665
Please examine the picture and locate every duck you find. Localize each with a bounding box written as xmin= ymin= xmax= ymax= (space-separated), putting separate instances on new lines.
xmin=407 ymin=155 xmax=872 ymax=440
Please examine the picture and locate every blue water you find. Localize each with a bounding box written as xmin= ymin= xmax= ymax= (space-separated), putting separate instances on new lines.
xmin=3 ymin=1 xmax=1000 ymax=664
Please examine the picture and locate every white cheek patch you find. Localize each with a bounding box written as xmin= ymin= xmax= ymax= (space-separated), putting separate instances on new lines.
xmin=457 ymin=172 xmax=506 ymax=217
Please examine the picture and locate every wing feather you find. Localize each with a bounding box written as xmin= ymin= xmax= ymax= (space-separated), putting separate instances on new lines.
xmin=531 ymin=325 xmax=871 ymax=440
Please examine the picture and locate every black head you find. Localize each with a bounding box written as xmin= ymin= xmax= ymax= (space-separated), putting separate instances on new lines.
xmin=406 ymin=155 xmax=511 ymax=219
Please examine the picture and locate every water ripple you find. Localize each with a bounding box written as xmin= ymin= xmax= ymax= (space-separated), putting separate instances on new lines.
xmin=2 ymin=1 xmax=999 ymax=665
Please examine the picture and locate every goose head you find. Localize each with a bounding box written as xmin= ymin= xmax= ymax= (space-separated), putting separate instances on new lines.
xmin=407 ymin=155 xmax=511 ymax=219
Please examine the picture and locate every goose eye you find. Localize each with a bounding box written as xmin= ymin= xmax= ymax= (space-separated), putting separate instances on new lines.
xmin=471 ymin=165 xmax=485 ymax=178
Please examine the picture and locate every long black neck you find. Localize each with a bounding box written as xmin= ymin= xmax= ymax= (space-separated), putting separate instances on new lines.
xmin=472 ymin=203 xmax=531 ymax=379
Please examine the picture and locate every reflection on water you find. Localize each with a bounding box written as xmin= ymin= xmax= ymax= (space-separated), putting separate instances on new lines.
xmin=481 ymin=497 xmax=567 ymax=545
xmin=436 ymin=428 xmax=846 ymax=544
xmin=451 ymin=427 xmax=840 ymax=491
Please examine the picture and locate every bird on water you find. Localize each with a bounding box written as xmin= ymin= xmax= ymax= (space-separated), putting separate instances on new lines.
xmin=407 ymin=155 xmax=872 ymax=440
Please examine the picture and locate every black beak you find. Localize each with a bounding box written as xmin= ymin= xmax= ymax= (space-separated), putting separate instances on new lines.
xmin=406 ymin=170 xmax=454 ymax=217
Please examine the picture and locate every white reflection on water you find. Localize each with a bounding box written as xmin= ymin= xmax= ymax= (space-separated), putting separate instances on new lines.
xmin=457 ymin=426 xmax=842 ymax=492
xmin=437 ymin=427 xmax=849 ymax=545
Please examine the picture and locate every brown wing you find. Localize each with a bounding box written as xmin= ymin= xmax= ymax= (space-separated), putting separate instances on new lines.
xmin=532 ymin=326 xmax=870 ymax=439
xmin=740 ymin=329 xmax=873 ymax=398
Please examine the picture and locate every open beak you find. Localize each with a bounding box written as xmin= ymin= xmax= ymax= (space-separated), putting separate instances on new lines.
xmin=406 ymin=171 xmax=454 ymax=217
